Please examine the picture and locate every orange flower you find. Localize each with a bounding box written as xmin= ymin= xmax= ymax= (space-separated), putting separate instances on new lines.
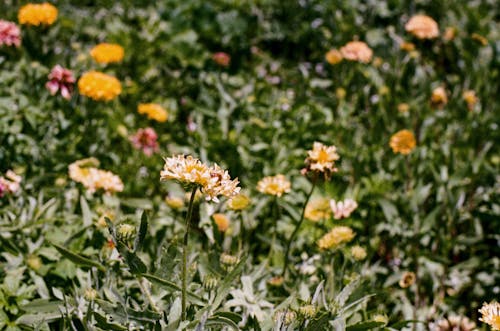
xmin=431 ymin=86 xmax=448 ymax=109
xmin=78 ymin=71 xmax=122 ymax=101
xmin=400 ymin=41 xmax=415 ymax=52
xmin=405 ymin=15 xmax=439 ymax=39
xmin=389 ymin=130 xmax=416 ymax=155
xmin=463 ymin=90 xmax=478 ymax=111
xmin=213 ymin=213 xmax=230 ymax=232
xmin=340 ymin=41 xmax=373 ymax=63
xmin=90 ymin=43 xmax=125 ymax=64
xmin=137 ymin=103 xmax=168 ymax=122
xmin=325 ymin=49 xmax=343 ymax=65
xmin=18 ymin=3 xmax=57 ymax=26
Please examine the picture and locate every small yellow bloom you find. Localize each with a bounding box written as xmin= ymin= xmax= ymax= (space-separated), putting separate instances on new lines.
xmin=405 ymin=15 xmax=439 ymax=39
xmin=18 ymin=3 xmax=57 ymax=26
xmin=213 ymin=213 xmax=230 ymax=232
xmin=389 ymin=130 xmax=416 ymax=155
xmin=350 ymin=245 xmax=367 ymax=261
xmin=257 ymin=174 xmax=291 ymax=197
xmin=463 ymin=90 xmax=478 ymax=111
xmin=400 ymin=41 xmax=415 ymax=52
xmin=325 ymin=49 xmax=343 ymax=65
xmin=340 ymin=41 xmax=373 ymax=63
xmin=335 ymin=87 xmax=346 ymax=100
xmin=479 ymin=301 xmax=500 ymax=330
xmin=137 ymin=103 xmax=168 ymax=122
xmin=165 ymin=196 xmax=184 ymax=209
xmin=78 ymin=71 xmax=122 ymax=101
xmin=227 ymin=193 xmax=250 ymax=211
xmin=399 ymin=271 xmax=416 ymax=288
xmin=318 ymin=226 xmax=355 ymax=250
xmin=305 ymin=197 xmax=331 ymax=222
xmin=431 ymin=86 xmax=448 ymax=109
xmin=373 ymin=314 xmax=388 ymax=325
xmin=90 ymin=43 xmax=125 ymax=64
xmin=397 ymin=103 xmax=410 ymax=113
xmin=27 ymin=255 xmax=42 ymax=271
xmin=471 ymin=33 xmax=488 ymax=46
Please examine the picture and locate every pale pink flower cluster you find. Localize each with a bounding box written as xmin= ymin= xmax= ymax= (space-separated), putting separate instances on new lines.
xmin=0 ymin=170 xmax=22 ymax=197
xmin=68 ymin=158 xmax=123 ymax=194
xmin=129 ymin=127 xmax=159 ymax=156
xmin=46 ymin=65 xmax=76 ymax=100
xmin=330 ymin=198 xmax=358 ymax=219
xmin=0 ymin=20 xmax=21 ymax=47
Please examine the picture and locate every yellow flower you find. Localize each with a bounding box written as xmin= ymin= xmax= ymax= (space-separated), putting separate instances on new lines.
xmin=68 ymin=158 xmax=123 ymax=194
xmin=389 ymin=130 xmax=416 ymax=155
xmin=90 ymin=43 xmax=124 ymax=64
xmin=350 ymin=245 xmax=367 ymax=261
xmin=325 ymin=49 xmax=343 ymax=65
xmin=305 ymin=141 xmax=340 ymax=173
xmin=78 ymin=71 xmax=122 ymax=101
xmin=443 ymin=27 xmax=457 ymax=41
xmin=400 ymin=41 xmax=416 ymax=52
xmin=397 ymin=103 xmax=410 ymax=113
xmin=479 ymin=301 xmax=500 ymax=330
xmin=431 ymin=86 xmax=448 ymax=109
xmin=227 ymin=193 xmax=250 ymax=210
xmin=336 ymin=88 xmax=346 ymax=100
xmin=165 ymin=196 xmax=184 ymax=209
xmin=373 ymin=314 xmax=389 ymax=325
xmin=463 ymin=90 xmax=478 ymax=111
xmin=318 ymin=226 xmax=355 ymax=250
xmin=340 ymin=41 xmax=373 ymax=63
xmin=257 ymin=174 xmax=291 ymax=197
xmin=399 ymin=271 xmax=416 ymax=288
xmin=471 ymin=33 xmax=488 ymax=46
xmin=213 ymin=213 xmax=230 ymax=232
xmin=27 ymin=255 xmax=42 ymax=271
xmin=305 ymin=197 xmax=331 ymax=222
xmin=138 ymin=103 xmax=168 ymax=122
xmin=18 ymin=3 xmax=57 ymax=26
xmin=405 ymin=15 xmax=439 ymax=39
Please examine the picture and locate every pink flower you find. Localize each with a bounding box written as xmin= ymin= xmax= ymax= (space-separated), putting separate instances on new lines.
xmin=0 ymin=20 xmax=21 ymax=47
xmin=46 ymin=65 xmax=75 ymax=100
xmin=330 ymin=198 xmax=358 ymax=219
xmin=0 ymin=170 xmax=22 ymax=198
xmin=129 ymin=127 xmax=159 ymax=156
xmin=212 ymin=52 xmax=231 ymax=67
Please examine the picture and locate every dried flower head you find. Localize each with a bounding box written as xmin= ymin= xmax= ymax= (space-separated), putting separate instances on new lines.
xmin=431 ymin=315 xmax=477 ymax=331
xmin=213 ymin=52 xmax=231 ymax=67
xmin=18 ymin=3 xmax=58 ymax=26
xmin=325 ymin=49 xmax=343 ymax=65
xmin=351 ymin=245 xmax=367 ymax=261
xmin=90 ymin=43 xmax=124 ymax=64
xmin=46 ymin=65 xmax=75 ymax=100
xmin=399 ymin=271 xmax=416 ymax=288
xmin=330 ymin=198 xmax=358 ymax=219
xmin=220 ymin=253 xmax=239 ymax=266
xmin=78 ymin=71 xmax=122 ymax=101
xmin=431 ymin=87 xmax=448 ymax=109
xmin=257 ymin=174 xmax=291 ymax=197
xmin=318 ymin=226 xmax=355 ymax=250
xmin=129 ymin=127 xmax=159 ymax=156
xmin=390 ymin=130 xmax=416 ymax=155
xmin=479 ymin=301 xmax=500 ymax=330
xmin=137 ymin=103 xmax=168 ymax=122
xmin=340 ymin=41 xmax=373 ymax=63
xmin=405 ymin=15 xmax=439 ymax=39
xmin=0 ymin=20 xmax=21 ymax=47
xmin=68 ymin=158 xmax=123 ymax=194
xmin=213 ymin=213 xmax=230 ymax=232
xmin=227 ymin=193 xmax=251 ymax=211
xmin=462 ymin=90 xmax=478 ymax=111
xmin=305 ymin=197 xmax=331 ymax=222
xmin=304 ymin=142 xmax=340 ymax=178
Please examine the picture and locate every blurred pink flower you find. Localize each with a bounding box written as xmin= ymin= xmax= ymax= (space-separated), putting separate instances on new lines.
xmin=129 ymin=127 xmax=159 ymax=156
xmin=0 ymin=170 xmax=22 ymax=198
xmin=330 ymin=198 xmax=358 ymax=219
xmin=212 ymin=52 xmax=231 ymax=67
xmin=46 ymin=65 xmax=75 ymax=100
xmin=0 ymin=20 xmax=21 ymax=47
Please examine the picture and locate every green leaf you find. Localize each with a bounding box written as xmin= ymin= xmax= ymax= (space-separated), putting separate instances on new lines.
xmin=346 ymin=321 xmax=385 ymax=331
xmin=116 ymin=241 xmax=147 ymax=275
xmin=52 ymin=243 xmax=105 ymax=272
xmin=142 ymin=273 xmax=206 ymax=306
xmin=21 ymin=299 xmax=63 ymax=313
xmin=304 ymin=312 xmax=332 ymax=331
xmin=93 ymin=312 xmax=128 ymax=330
xmin=134 ymin=212 xmax=148 ymax=253
xmin=211 ymin=257 xmax=246 ymax=310
xmin=205 ymin=316 xmax=240 ymax=330
xmin=80 ymin=196 xmax=92 ymax=227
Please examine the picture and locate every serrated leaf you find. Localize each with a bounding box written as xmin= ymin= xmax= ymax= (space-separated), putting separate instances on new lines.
xmin=52 ymin=243 xmax=105 ymax=272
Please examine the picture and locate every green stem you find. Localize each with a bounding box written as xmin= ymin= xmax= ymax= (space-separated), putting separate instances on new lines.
xmin=181 ymin=187 xmax=198 ymax=321
xmin=282 ymin=179 xmax=317 ymax=277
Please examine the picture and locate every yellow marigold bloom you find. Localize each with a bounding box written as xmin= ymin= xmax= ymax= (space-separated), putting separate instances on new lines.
xmin=305 ymin=142 xmax=340 ymax=173
xmin=431 ymin=86 xmax=448 ymax=109
xmin=400 ymin=41 xmax=416 ymax=51
xmin=78 ymin=71 xmax=122 ymax=101
xmin=405 ymin=15 xmax=439 ymax=39
xmin=350 ymin=245 xmax=367 ymax=261
xmin=305 ymin=197 xmax=331 ymax=222
xmin=340 ymin=41 xmax=373 ymax=63
xmin=479 ymin=301 xmax=500 ymax=330
xmin=325 ymin=49 xmax=343 ymax=65
xmin=462 ymin=90 xmax=478 ymax=111
xmin=256 ymin=174 xmax=291 ymax=197
xmin=213 ymin=213 xmax=230 ymax=232
xmin=137 ymin=103 xmax=168 ymax=122
xmin=227 ymin=193 xmax=250 ymax=210
xmin=68 ymin=158 xmax=123 ymax=194
xmin=399 ymin=271 xmax=416 ymax=288
xmin=389 ymin=130 xmax=416 ymax=155
xmin=90 ymin=43 xmax=124 ymax=64
xmin=18 ymin=3 xmax=57 ymax=26
xmin=318 ymin=226 xmax=355 ymax=250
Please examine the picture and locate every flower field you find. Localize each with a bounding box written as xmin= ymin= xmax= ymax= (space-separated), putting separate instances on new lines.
xmin=0 ymin=1 xmax=499 ymax=330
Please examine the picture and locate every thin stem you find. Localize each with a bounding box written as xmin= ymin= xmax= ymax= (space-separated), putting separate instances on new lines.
xmin=282 ymin=179 xmax=317 ymax=277
xmin=181 ymin=187 xmax=198 ymax=322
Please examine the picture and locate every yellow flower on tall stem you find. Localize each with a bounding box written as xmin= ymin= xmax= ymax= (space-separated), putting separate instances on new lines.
xmin=389 ymin=130 xmax=416 ymax=155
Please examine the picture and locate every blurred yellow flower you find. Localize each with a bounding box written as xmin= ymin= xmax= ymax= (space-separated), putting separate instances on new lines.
xmin=462 ymin=90 xmax=478 ymax=111
xmin=165 ymin=196 xmax=184 ymax=209
xmin=305 ymin=142 xmax=340 ymax=173
xmin=78 ymin=71 xmax=122 ymax=101
xmin=305 ymin=197 xmax=331 ymax=222
xmin=397 ymin=103 xmax=410 ymax=113
xmin=400 ymin=41 xmax=416 ymax=52
xmin=336 ymin=87 xmax=346 ymax=100
xmin=227 ymin=193 xmax=250 ymax=210
xmin=443 ymin=27 xmax=457 ymax=41
xmin=18 ymin=3 xmax=57 ymax=26
xmin=340 ymin=41 xmax=373 ymax=63
xmin=350 ymin=245 xmax=367 ymax=261
xmin=257 ymin=174 xmax=291 ymax=197
xmin=90 ymin=43 xmax=125 ymax=64
xmin=405 ymin=15 xmax=439 ymax=39
xmin=471 ymin=33 xmax=488 ymax=46
xmin=431 ymin=86 xmax=448 ymax=109
xmin=318 ymin=226 xmax=355 ymax=250
xmin=399 ymin=271 xmax=416 ymax=288
xmin=325 ymin=49 xmax=343 ymax=65
xmin=479 ymin=301 xmax=500 ymax=330
xmin=390 ymin=130 xmax=416 ymax=155
xmin=213 ymin=213 xmax=230 ymax=232
xmin=68 ymin=158 xmax=123 ymax=194
xmin=138 ymin=103 xmax=168 ymax=122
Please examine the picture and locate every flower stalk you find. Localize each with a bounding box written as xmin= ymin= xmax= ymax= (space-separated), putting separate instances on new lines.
xmin=181 ymin=187 xmax=198 ymax=321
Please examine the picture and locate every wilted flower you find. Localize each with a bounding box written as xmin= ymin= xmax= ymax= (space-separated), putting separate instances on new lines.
xmin=0 ymin=20 xmax=21 ymax=47
xmin=400 ymin=41 xmax=415 ymax=52
xmin=227 ymin=193 xmax=251 ymax=211
xmin=462 ymin=90 xmax=478 ymax=111
xmin=390 ymin=130 xmax=416 ymax=155
xmin=305 ymin=197 xmax=331 ymax=222
xmin=137 ymin=103 xmax=168 ymax=122
xmin=318 ymin=226 xmax=355 ymax=250
xmin=330 ymin=198 xmax=358 ymax=219
xmin=78 ymin=71 xmax=122 ymax=101
xmin=129 ymin=127 xmax=159 ymax=156
xmin=257 ymin=174 xmax=291 ymax=197
xmin=405 ymin=15 xmax=439 ymax=39
xmin=351 ymin=245 xmax=367 ymax=261
xmin=213 ymin=52 xmax=231 ymax=67
xmin=160 ymin=155 xmax=240 ymax=202
xmin=90 ymin=43 xmax=124 ymax=64
xmin=213 ymin=213 xmax=230 ymax=232
xmin=399 ymin=271 xmax=416 ymax=288
xmin=431 ymin=315 xmax=477 ymax=331
xmin=304 ymin=142 xmax=340 ymax=177
xmin=46 ymin=65 xmax=75 ymax=100
xmin=68 ymin=158 xmax=123 ymax=194
xmin=203 ymin=274 xmax=218 ymax=291
xmin=340 ymin=41 xmax=373 ymax=63
xmin=18 ymin=3 xmax=58 ymax=26
xmin=479 ymin=301 xmax=500 ymax=330
xmin=325 ymin=49 xmax=343 ymax=65
xmin=431 ymin=86 xmax=448 ymax=109
xmin=0 ymin=170 xmax=22 ymax=197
